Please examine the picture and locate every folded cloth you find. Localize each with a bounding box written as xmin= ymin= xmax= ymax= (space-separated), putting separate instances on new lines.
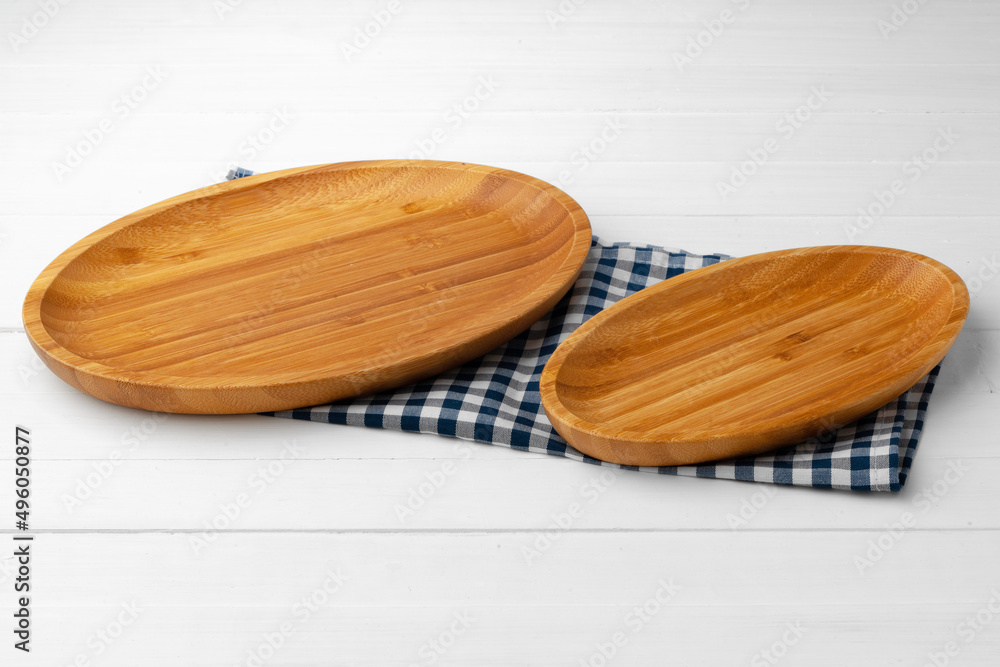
xmin=228 ymin=170 xmax=939 ymax=491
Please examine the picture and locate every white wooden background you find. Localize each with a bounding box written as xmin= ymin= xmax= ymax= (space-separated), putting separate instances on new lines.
xmin=2 ymin=1 xmax=999 ymax=665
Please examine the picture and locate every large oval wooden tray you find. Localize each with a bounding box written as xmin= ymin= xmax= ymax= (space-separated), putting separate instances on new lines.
xmin=24 ymin=160 xmax=592 ymax=414
xmin=540 ymin=246 xmax=968 ymax=467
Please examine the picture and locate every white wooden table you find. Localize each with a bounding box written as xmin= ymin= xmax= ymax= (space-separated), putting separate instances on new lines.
xmin=2 ymin=1 xmax=998 ymax=664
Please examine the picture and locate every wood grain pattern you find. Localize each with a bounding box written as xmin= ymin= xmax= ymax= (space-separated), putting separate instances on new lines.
xmin=540 ymin=246 xmax=969 ymax=467
xmin=22 ymin=160 xmax=591 ymax=414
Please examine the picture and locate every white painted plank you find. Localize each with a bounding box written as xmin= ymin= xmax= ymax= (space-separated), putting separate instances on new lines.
xmin=16 ymin=602 xmax=1000 ymax=667
xmin=936 ymin=329 xmax=1000 ymax=395
xmin=1 ymin=531 xmax=997 ymax=666
xmin=24 ymin=530 xmax=997 ymax=609
xmin=6 ymin=112 xmax=996 ymax=165
xmin=4 ymin=0 xmax=1000 ymax=73
xmin=5 ymin=0 xmax=997 ymax=24
xmin=4 ymin=160 xmax=998 ymax=217
xmin=5 ymin=443 xmax=993 ymax=532
xmin=7 ymin=9 xmax=1000 ymax=69
xmin=3 ymin=63 xmax=999 ymax=113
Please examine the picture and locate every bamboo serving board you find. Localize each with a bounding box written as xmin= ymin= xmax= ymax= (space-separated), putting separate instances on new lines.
xmin=540 ymin=246 xmax=969 ymax=467
xmin=23 ymin=160 xmax=592 ymax=414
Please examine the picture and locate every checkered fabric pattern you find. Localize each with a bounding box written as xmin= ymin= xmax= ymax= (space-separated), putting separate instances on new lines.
xmin=228 ymin=170 xmax=939 ymax=491
xmin=263 ymin=238 xmax=941 ymax=492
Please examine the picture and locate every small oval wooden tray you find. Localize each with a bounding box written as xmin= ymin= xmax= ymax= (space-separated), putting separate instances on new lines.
xmin=24 ymin=160 xmax=592 ymax=414
xmin=540 ymin=246 xmax=969 ymax=467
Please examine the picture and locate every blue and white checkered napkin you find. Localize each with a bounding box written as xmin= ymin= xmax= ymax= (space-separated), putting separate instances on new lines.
xmin=228 ymin=169 xmax=938 ymax=491
xmin=263 ymin=238 xmax=939 ymax=493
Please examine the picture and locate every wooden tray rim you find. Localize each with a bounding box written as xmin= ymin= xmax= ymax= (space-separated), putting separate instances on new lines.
xmin=23 ymin=160 xmax=594 ymax=395
xmin=539 ymin=244 xmax=970 ymax=448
